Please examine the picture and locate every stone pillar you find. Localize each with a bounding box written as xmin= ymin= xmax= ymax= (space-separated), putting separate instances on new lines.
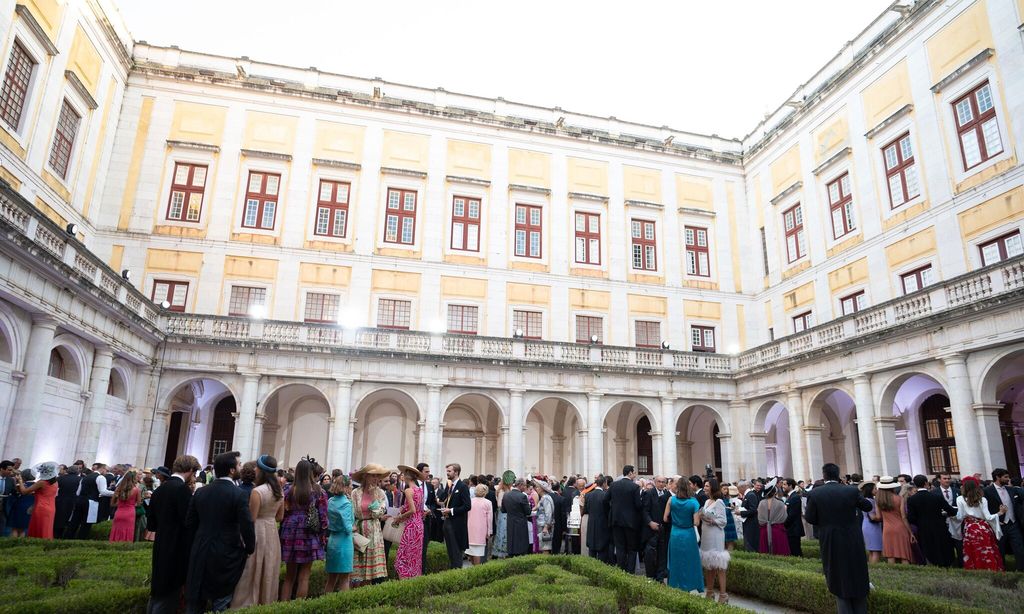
xmin=508 ymin=389 xmax=525 ymax=475
xmin=943 ymin=354 xmax=983 ymax=476
xmin=749 ymin=433 xmax=767 ymax=479
xmin=233 ymin=374 xmax=260 ymax=460
xmin=75 ymin=346 xmax=114 ymax=461
xmin=3 ymin=315 xmax=58 ymax=462
xmin=551 ymin=435 xmax=566 ymax=477
xmin=875 ymin=416 xmax=899 ymax=475
xmin=717 ymin=432 xmax=733 ymax=480
xmin=728 ymin=399 xmax=751 ymax=478
xmin=649 ymin=431 xmax=662 ymax=476
xmin=974 ymin=404 xmax=1005 ymax=477
xmin=329 ymin=378 xmax=353 ymax=470
xmin=146 ymin=409 xmax=170 ymax=469
xmin=678 ymin=440 xmax=694 ymax=476
xmin=803 ymin=425 xmax=824 ymax=480
xmin=786 ymin=390 xmax=807 ymax=481
xmin=587 ymin=392 xmax=603 ymax=476
xmin=660 ymin=397 xmax=676 ymax=476
xmin=613 ymin=437 xmax=629 ymax=472
xmin=426 ymin=384 xmax=443 ymax=471
xmin=852 ymin=374 xmax=881 ymax=478
xmin=252 ymin=412 xmax=265 ymax=457
xmin=499 ymin=426 xmax=509 ymax=473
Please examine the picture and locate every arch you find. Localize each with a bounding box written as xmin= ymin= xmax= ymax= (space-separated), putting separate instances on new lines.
xmin=48 ymin=335 xmax=89 ymax=387
xmin=351 ymin=387 xmax=422 ymax=471
xmin=676 ymin=404 xmax=728 ymax=479
xmin=601 ymin=398 xmax=659 ymax=432
xmin=441 ymin=392 xmax=504 ymax=475
xmin=260 ymin=382 xmax=332 ymax=469
xmin=874 ymin=370 xmax=949 ymax=476
xmin=158 ymin=373 xmax=240 ymax=412
xmin=876 ymin=368 xmax=949 ymax=418
xmin=752 ymin=397 xmax=787 ymax=433
xmin=106 ymin=367 xmax=129 ymax=401
xmin=0 ymin=322 xmax=12 ymax=364
xmin=160 ymin=377 xmax=237 ymax=469
xmin=263 ymin=380 xmax=333 ymax=417
xmin=0 ymin=302 xmax=24 ymax=367
xmin=525 ymin=396 xmax=585 ymax=476
xmin=977 ymin=345 xmax=1024 ymax=404
xmin=207 ymin=396 xmax=237 ymax=464
xmin=353 ymin=386 xmax=423 ymax=423
xmin=805 ymin=387 xmax=860 ymax=474
xmin=443 ymin=389 xmax=507 ymax=422
xmin=603 ymin=399 xmax=659 ymax=476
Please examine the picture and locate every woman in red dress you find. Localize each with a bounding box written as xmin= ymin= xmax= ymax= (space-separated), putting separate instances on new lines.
xmin=23 ymin=462 xmax=59 ymax=539
xmin=109 ymin=471 xmax=140 ymax=542
xmin=956 ymin=476 xmax=1004 ymax=571
xmin=393 ymin=465 xmax=426 ymax=578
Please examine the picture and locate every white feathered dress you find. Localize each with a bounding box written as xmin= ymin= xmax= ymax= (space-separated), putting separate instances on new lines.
xmin=699 ymin=498 xmax=731 ymax=570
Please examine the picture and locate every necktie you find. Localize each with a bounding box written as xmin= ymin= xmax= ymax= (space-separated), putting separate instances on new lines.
xmin=944 ymin=489 xmax=951 ymax=503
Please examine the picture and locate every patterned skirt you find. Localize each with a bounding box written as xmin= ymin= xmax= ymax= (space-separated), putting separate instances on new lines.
xmin=352 ymin=517 xmax=388 ymax=582
xmin=492 ymin=511 xmax=508 ymax=558
xmin=280 ymin=512 xmax=324 ymax=564
xmin=963 ymin=516 xmax=1003 ymax=571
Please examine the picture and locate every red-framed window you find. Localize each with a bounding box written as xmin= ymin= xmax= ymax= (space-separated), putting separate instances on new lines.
xmin=228 ymin=286 xmax=267 ymax=317
xmin=690 ymin=325 xmax=715 ymax=352
xmin=0 ymin=40 xmax=35 ymax=130
xmin=685 ymin=226 xmax=710 ymax=277
xmin=514 ymin=204 xmax=542 ymax=258
xmin=304 ymin=292 xmax=339 ymax=323
xmin=840 ymin=291 xmax=866 ymax=316
xmin=575 ymin=315 xmax=603 ymax=344
xmin=634 ymin=320 xmax=661 ymax=348
xmin=783 ymin=204 xmax=806 ymax=263
xmin=151 ymin=280 xmax=189 ymax=312
xmin=451 ymin=196 xmax=481 ymax=252
xmin=900 ymin=265 xmax=935 ymax=294
xmin=953 ymin=81 xmax=1003 ymax=171
xmin=574 ymin=212 xmax=600 ymax=265
xmin=882 ymin=133 xmax=920 ymax=209
xmin=826 ymin=173 xmax=856 ymax=239
xmin=48 ymin=99 xmax=80 ymax=179
xmin=314 ymin=179 xmax=350 ymax=237
xmin=512 ymin=309 xmax=542 ymax=339
xmin=979 ymin=231 xmax=1023 ymax=267
xmin=446 ymin=304 xmax=479 ymax=334
xmin=166 ymin=163 xmax=208 ymax=222
xmin=384 ymin=188 xmax=417 ymax=244
xmin=631 ymin=219 xmax=657 ymax=271
xmin=377 ymin=298 xmax=411 ymax=329
xmin=792 ymin=311 xmax=814 ymax=333
xmin=242 ymin=171 xmax=280 ymax=230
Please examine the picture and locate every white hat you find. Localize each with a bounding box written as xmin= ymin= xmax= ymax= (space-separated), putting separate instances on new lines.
xmin=34 ymin=461 xmax=59 ymax=481
xmin=877 ymin=475 xmax=900 ymax=489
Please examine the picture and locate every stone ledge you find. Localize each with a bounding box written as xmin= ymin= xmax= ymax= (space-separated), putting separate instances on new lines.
xmin=381 ymin=166 xmax=427 ymax=179
xmin=313 ymin=158 xmax=361 ymax=170
xmin=166 ymin=140 xmax=220 ymax=153
xmin=931 ymin=48 xmax=994 ymax=93
xmin=446 ymin=174 xmax=490 ymax=187
xmin=240 ymin=148 xmax=292 ymax=161
xmin=865 ymin=104 xmax=913 ymax=140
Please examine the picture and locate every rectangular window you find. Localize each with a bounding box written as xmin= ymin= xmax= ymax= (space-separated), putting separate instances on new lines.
xmin=451 ymin=196 xmax=481 ymax=252
xmin=792 ymin=311 xmax=814 ymax=333
xmin=685 ymin=226 xmax=711 ymax=277
xmin=631 ymin=219 xmax=657 ymax=271
xmin=384 ymin=188 xmax=417 ymax=244
xmin=446 ymin=304 xmax=479 ymax=334
xmin=575 ymin=315 xmax=603 ymax=344
xmin=377 ymin=298 xmax=411 ymax=329
xmin=900 ymin=265 xmax=936 ymax=294
xmin=690 ymin=325 xmax=716 ymax=352
xmin=304 ymin=292 xmax=339 ymax=323
xmin=574 ymin=212 xmax=601 ymax=265
xmin=241 ymin=171 xmax=280 ymax=230
xmin=166 ymin=163 xmax=208 ymax=222
xmin=228 ymin=286 xmax=267 ymax=317
xmin=0 ymin=40 xmax=35 ymax=130
xmin=48 ymin=99 xmax=80 ymax=179
xmin=826 ymin=173 xmax=856 ymax=239
xmin=953 ymin=82 xmax=1003 ymax=171
xmin=840 ymin=291 xmax=866 ymax=316
xmin=514 ymin=204 xmax=542 ymax=258
xmin=882 ymin=132 xmax=920 ymax=209
xmin=314 ymin=179 xmax=350 ymax=238
xmin=512 ymin=309 xmax=542 ymax=339
xmin=151 ymin=280 xmax=189 ymax=312
xmin=634 ymin=320 xmax=661 ymax=348
xmin=979 ymin=231 xmax=1023 ymax=267
xmin=782 ymin=204 xmax=806 ymax=263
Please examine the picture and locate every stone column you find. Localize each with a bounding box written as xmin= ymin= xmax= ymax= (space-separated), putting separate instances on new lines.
xmin=252 ymin=412 xmax=265 ymax=457
xmin=875 ymin=416 xmax=899 ymax=475
xmin=75 ymin=346 xmax=114 ymax=461
xmin=3 ymin=315 xmax=58 ymax=462
xmin=551 ymin=435 xmax=566 ymax=477
xmin=749 ymin=433 xmax=767 ymax=479
xmin=508 ymin=389 xmax=525 ymax=474
xmin=587 ymin=392 xmax=603 ymax=476
xmin=660 ymin=397 xmax=676 ymax=476
xmin=499 ymin=426 xmax=509 ymax=474
xmin=649 ymin=431 xmax=662 ymax=476
xmin=786 ymin=390 xmax=808 ymax=481
xmin=146 ymin=409 xmax=170 ymax=469
xmin=233 ymin=374 xmax=260 ymax=460
xmin=803 ymin=425 xmax=824 ymax=479
xmin=717 ymin=432 xmax=733 ymax=480
xmin=678 ymin=441 xmax=694 ymax=476
xmin=852 ymin=374 xmax=881 ymax=478
xmin=329 ymin=378 xmax=353 ymax=470
xmin=426 ymin=384 xmax=443 ymax=471
xmin=613 ymin=437 xmax=629 ymax=472
xmin=974 ymin=403 xmax=1005 ymax=477
xmin=942 ymin=354 xmax=983 ymax=476
xmin=728 ymin=399 xmax=751 ymax=478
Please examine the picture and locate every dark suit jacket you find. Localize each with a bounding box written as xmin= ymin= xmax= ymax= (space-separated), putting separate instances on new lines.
xmin=485 ymin=485 xmax=498 ymax=533
xmin=936 ymin=485 xmax=960 ymax=508
xmin=740 ymin=489 xmax=760 ymax=542
xmin=785 ymin=493 xmax=805 ymax=537
xmin=184 ymin=479 xmax=255 ymax=602
xmin=983 ymin=483 xmax=1024 ymax=525
xmin=606 ymin=477 xmax=642 ymax=529
xmin=54 ymin=474 xmax=81 ymax=528
xmin=907 ymin=489 xmax=955 ymax=566
xmin=147 ymin=476 xmax=194 ymax=598
xmin=806 ymin=482 xmax=872 ymax=599
xmin=441 ymin=478 xmax=472 ymax=550
xmin=583 ymin=487 xmax=610 ymax=551
xmin=502 ymin=488 xmax=532 ymax=556
xmin=640 ymin=488 xmax=670 ymax=541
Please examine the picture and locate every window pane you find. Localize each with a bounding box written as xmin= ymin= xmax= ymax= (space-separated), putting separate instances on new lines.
xmin=832 ymin=208 xmax=845 ymax=239
xmin=333 ymin=210 xmax=346 ymax=237
xmin=589 ymin=238 xmax=599 ymax=262
xmin=899 ymin=136 xmax=913 ymax=160
xmin=685 ymin=228 xmax=694 ymax=245
xmin=515 ymin=229 xmax=526 ymax=255
xmin=454 ymin=199 xmax=464 ymax=216
xmin=691 ymin=328 xmax=701 ymax=346
xmin=174 ymin=164 xmax=190 ymax=184
xmin=902 ymin=273 xmax=919 ymax=294
xmin=530 ymin=208 xmax=541 ymax=225
xmin=171 ymin=284 xmax=188 ymax=306
xmin=452 ymin=222 xmax=463 ymax=249
xmin=698 ymin=252 xmax=709 ymax=276
xmin=248 ymin=173 xmax=262 ymax=192
xmin=316 ymin=208 xmax=330 ymax=234
xmin=403 ymin=193 xmax=415 ymax=210
xmin=975 ymin=84 xmax=993 ymax=113
xmin=575 ymin=237 xmax=586 ymax=262
xmin=981 ymin=242 xmax=1000 ymax=266
xmin=844 ymin=202 xmax=856 ymax=231
xmin=840 ymin=174 xmax=850 ymax=195
xmin=797 ymin=230 xmax=807 ymax=258
xmin=319 ymin=182 xmax=333 ymax=201
xmin=191 ymin=165 xmax=205 ymax=186
xmin=784 ymin=212 xmax=794 ymax=231
xmin=589 ymin=216 xmax=599 ymax=233
xmin=686 ymin=251 xmax=696 ymax=275
xmin=529 ymin=231 xmax=540 ymax=257
xmin=260 ymin=202 xmax=276 ymax=228
xmin=385 ymin=215 xmax=398 ymax=242
xmin=467 ymin=225 xmax=478 ymax=251
xmin=644 ymin=223 xmax=654 ymax=240
xmin=786 ymin=235 xmax=797 ymax=262
xmin=336 ymin=184 xmax=349 ymax=203
xmin=794 ymin=206 xmax=803 ymax=225
xmin=264 ymin=175 xmax=279 ymax=195
xmin=828 ymin=182 xmax=839 ymax=204
xmin=1005 ymin=234 xmax=1023 ymax=258
xmin=888 ymin=174 xmax=905 ymax=207
xmin=244 ymin=199 xmax=259 ymax=226
xmin=401 ymin=217 xmax=414 ymax=243
xmin=981 ymin=118 xmax=1002 ymax=157
xmin=388 ymin=190 xmax=400 ymax=209
xmin=468 ymin=200 xmax=479 ymax=218
xmin=169 ymin=192 xmax=184 ymax=219
xmin=920 ymin=267 xmax=935 ymax=286
xmin=632 ymin=244 xmax=642 ymax=269
xmin=645 ymin=245 xmax=655 ymax=269
xmin=575 ymin=214 xmax=585 ymax=231
xmin=704 ymin=329 xmax=714 ymax=347
xmin=961 ymin=131 xmax=981 ymax=168
xmin=884 ymin=145 xmax=898 ymax=170
xmin=955 ymin=98 xmax=973 ymax=126
xmin=631 ymin=220 xmax=641 ymax=238
xmin=516 ymin=206 xmax=526 ymax=224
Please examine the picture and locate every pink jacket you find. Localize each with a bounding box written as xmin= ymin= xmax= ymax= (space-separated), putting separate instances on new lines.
xmin=467 ymin=496 xmax=493 ymax=545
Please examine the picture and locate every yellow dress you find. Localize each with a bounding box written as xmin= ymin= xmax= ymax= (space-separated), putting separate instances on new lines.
xmin=351 ymin=486 xmax=388 ymax=582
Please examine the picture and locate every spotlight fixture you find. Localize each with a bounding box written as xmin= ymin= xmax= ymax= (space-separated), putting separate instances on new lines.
xmin=661 ymin=341 xmax=670 ymax=350
xmin=248 ymin=304 xmax=266 ymax=320
xmin=65 ymin=222 xmax=78 ymax=235
xmin=513 ymin=328 xmax=524 ymax=339
xmin=159 ymin=300 xmax=171 ymax=310
xmin=590 ymin=334 xmax=599 ymax=344
xmin=120 ymin=268 xmax=131 ymax=281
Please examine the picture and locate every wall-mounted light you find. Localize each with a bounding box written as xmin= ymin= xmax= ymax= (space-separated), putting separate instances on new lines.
xmin=65 ymin=223 xmax=78 ymax=236
xmin=120 ymin=269 xmax=131 ymax=281
xmin=248 ymin=304 xmax=266 ymax=319
xmin=727 ymin=343 xmax=740 ymax=355
xmin=428 ymin=318 xmax=446 ymax=334
xmin=590 ymin=334 xmax=599 ymax=344
xmin=159 ymin=300 xmax=171 ymax=310
xmin=513 ymin=328 xmax=524 ymax=339
xmin=661 ymin=341 xmax=670 ymax=350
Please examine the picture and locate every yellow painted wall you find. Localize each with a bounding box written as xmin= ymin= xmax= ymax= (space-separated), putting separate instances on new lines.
xmin=885 ymin=227 xmax=937 ymax=268
xmin=21 ymin=0 xmax=62 ymax=41
xmin=312 ymin=120 xmax=365 ymax=162
xmin=508 ymin=148 xmax=550 ymax=187
xmin=827 ymin=257 xmax=869 ymax=293
xmin=371 ymin=270 xmax=421 ymax=294
xmin=242 ymin=111 xmax=298 ymax=154
xmin=784 ymin=281 xmax=816 ymax=310
xmin=567 ymin=157 xmax=608 ymax=195
xmin=812 ymin=111 xmax=849 ymax=164
xmin=1018 ymin=0 xmax=1024 ymax=23
xmin=736 ymin=304 xmax=747 ymax=350
xmin=770 ymin=144 xmax=801 ymax=195
xmin=381 ymin=130 xmax=429 ymax=172
xmin=224 ymin=255 xmax=278 ymax=280
xmin=109 ymin=245 xmax=124 ymax=271
xmin=145 ymin=248 xmax=204 ymax=274
xmin=506 ymin=282 xmax=550 ymax=306
xmin=169 ymin=102 xmax=228 ymax=146
xmin=726 ymin=183 xmax=742 ymax=292
xmin=676 ymin=174 xmax=713 ymax=211
xmin=623 ymin=165 xmax=661 ymax=203
xmin=957 ymin=186 xmax=1024 ymax=240
xmin=627 ymin=294 xmax=667 ymax=316
xmin=764 ymin=301 xmax=773 ymax=328
xmin=926 ymin=0 xmax=993 ymax=82
xmin=569 ymin=289 xmax=610 ymax=311
xmin=82 ymin=79 xmax=117 ymax=218
xmin=862 ymin=60 xmax=912 ymax=129
xmin=117 ymin=97 xmax=155 ymax=230
xmin=34 ymin=196 xmax=65 ymax=227
xmin=441 ymin=276 xmax=488 ymax=299
xmin=446 ymin=140 xmax=491 ymax=179
xmin=67 ymin=26 xmax=102 ymax=94
xmin=0 ymin=165 xmax=20 ymax=189
xmin=299 ymin=263 xmax=351 ymax=287
xmin=683 ymin=300 xmax=722 ymax=321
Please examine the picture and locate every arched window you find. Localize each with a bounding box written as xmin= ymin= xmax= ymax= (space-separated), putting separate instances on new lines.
xmin=636 ymin=415 xmax=653 ymax=475
xmin=920 ymin=394 xmax=957 ymax=474
xmin=0 ymin=327 xmax=12 ymax=363
xmin=106 ymin=370 xmax=128 ymax=400
xmin=47 ymin=349 xmax=65 ymax=379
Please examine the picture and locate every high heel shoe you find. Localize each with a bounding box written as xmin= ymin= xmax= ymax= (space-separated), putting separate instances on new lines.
xmin=705 ymin=591 xmax=716 ymax=600
xmin=718 ymin=593 xmax=729 ymax=605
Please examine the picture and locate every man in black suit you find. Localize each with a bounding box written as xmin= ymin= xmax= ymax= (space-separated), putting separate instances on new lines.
xmin=147 ymin=454 xmax=200 ymax=614
xmin=738 ymin=479 xmax=762 ymax=551
xmin=806 ymin=463 xmax=873 ymax=614
xmin=583 ymin=476 xmax=611 ymax=562
xmin=416 ymin=462 xmax=437 ymax=571
xmin=690 ymin=475 xmax=708 ymax=506
xmin=53 ymin=465 xmax=82 ymax=538
xmin=549 ymin=482 xmax=567 ymax=557
xmin=641 ymin=475 xmax=670 ymax=580
xmin=934 ymin=473 xmax=962 ymax=565
xmin=484 ymin=474 xmax=498 ymax=561
xmin=983 ymin=467 xmax=1024 ymax=571
xmin=439 ymin=463 xmax=472 ymax=569
xmin=607 ymin=465 xmax=642 ymax=573
xmin=782 ymin=478 xmax=805 ymax=556
xmin=0 ymin=460 xmax=15 ymax=536
xmin=184 ymin=451 xmax=255 ymax=614
xmin=906 ymin=474 xmax=956 ymax=567
xmin=502 ymin=478 xmax=532 ymax=557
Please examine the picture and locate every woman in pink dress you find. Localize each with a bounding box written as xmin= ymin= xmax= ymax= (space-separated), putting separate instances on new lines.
xmin=393 ymin=465 xmax=426 ymax=578
xmin=465 ymin=483 xmax=493 ymax=565
xmin=109 ymin=470 xmax=139 ymax=542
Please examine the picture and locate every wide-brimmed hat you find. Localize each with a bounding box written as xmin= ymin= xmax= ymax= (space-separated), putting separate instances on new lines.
xmin=763 ymin=477 xmax=779 ymax=497
xmin=352 ymin=463 xmax=391 ymax=483
xmin=397 ymin=464 xmax=426 ymax=481
xmin=533 ymin=478 xmax=552 ymax=493
xmin=877 ymin=475 xmax=900 ymax=489
xmin=34 ymin=461 xmax=59 ymax=481
xmin=727 ymin=485 xmax=739 ymax=497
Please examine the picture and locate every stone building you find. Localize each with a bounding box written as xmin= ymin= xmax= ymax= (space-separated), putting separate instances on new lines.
xmin=0 ymin=0 xmax=1022 ymax=481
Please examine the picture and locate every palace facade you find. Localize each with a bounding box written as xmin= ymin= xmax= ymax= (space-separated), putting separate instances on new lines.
xmin=0 ymin=0 xmax=1022 ymax=482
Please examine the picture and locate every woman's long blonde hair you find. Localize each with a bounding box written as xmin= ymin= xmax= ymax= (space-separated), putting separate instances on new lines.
xmin=114 ymin=471 xmax=137 ymax=502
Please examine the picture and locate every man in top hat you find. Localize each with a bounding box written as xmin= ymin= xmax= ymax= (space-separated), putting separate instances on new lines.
xmin=438 ymin=463 xmax=472 ymax=569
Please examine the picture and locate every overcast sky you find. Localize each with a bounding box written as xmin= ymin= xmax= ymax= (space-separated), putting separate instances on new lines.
xmin=111 ymin=1 xmax=892 ymax=140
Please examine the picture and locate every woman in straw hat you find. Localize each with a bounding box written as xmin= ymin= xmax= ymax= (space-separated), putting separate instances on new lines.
xmin=394 ymin=465 xmax=427 ymax=578
xmin=876 ymin=475 xmax=914 ymax=564
xmin=351 ymin=463 xmax=390 ymax=585
xmin=22 ymin=462 xmax=58 ymax=539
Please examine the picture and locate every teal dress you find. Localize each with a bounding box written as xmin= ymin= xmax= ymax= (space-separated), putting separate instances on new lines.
xmin=326 ymin=494 xmax=354 ymax=573
xmin=667 ymin=496 xmax=703 ymax=593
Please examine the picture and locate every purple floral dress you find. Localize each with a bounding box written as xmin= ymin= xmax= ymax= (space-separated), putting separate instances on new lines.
xmin=394 ymin=487 xmax=424 ymax=578
xmin=280 ymin=485 xmax=328 ymax=564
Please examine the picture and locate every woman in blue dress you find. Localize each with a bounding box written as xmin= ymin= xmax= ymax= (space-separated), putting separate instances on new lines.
xmin=664 ymin=479 xmax=703 ymax=593
xmin=324 ymin=474 xmax=354 ymax=593
xmin=722 ymin=484 xmax=738 ymax=550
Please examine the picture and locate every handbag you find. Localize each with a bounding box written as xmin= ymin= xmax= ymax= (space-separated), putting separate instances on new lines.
xmin=352 ymin=531 xmax=370 ymax=553
xmin=383 ymin=516 xmax=406 ymax=543
xmin=306 ymin=496 xmax=321 ymax=533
